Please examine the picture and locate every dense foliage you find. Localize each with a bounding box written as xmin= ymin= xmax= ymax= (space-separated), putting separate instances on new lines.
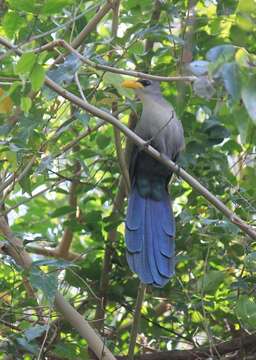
xmin=0 ymin=0 xmax=256 ymax=358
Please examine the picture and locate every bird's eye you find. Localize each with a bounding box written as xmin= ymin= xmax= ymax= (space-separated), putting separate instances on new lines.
xmin=137 ymin=79 xmax=152 ymax=87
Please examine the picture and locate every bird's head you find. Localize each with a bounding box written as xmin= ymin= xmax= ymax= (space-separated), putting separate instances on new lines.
xmin=121 ymin=79 xmax=161 ymax=100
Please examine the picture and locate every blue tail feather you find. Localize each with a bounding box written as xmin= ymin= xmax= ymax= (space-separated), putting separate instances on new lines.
xmin=125 ymin=185 xmax=175 ymax=287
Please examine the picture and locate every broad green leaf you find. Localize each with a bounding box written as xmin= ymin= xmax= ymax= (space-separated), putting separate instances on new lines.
xmin=235 ymin=48 xmax=252 ymax=67
xmin=96 ymin=134 xmax=111 ymax=149
xmin=236 ymin=14 xmax=254 ymax=31
xmin=49 ymin=206 xmax=76 ymax=218
xmin=241 ymin=77 xmax=256 ymax=124
xmin=0 ymin=88 xmax=13 ymax=114
xmin=220 ymin=62 xmax=241 ymax=100
xmin=237 ymin=0 xmax=256 ymax=12
xmin=217 ymin=0 xmax=239 ymax=15
xmin=206 ymin=45 xmax=236 ymax=62
xmin=15 ymin=53 xmax=36 ymax=75
xmin=236 ymin=295 xmax=256 ymax=329
xmin=191 ymin=310 xmax=204 ymax=323
xmin=19 ymin=175 xmax=32 ymax=195
xmin=21 ymin=97 xmax=32 ymax=114
xmin=103 ymin=73 xmax=133 ymax=99
xmin=16 ymin=337 xmax=38 ymax=354
xmin=42 ymin=0 xmax=72 ymax=14
xmin=197 ymin=270 xmax=225 ymax=293
xmin=31 ymin=64 xmax=45 ymax=91
xmin=53 ymin=342 xmax=83 ymax=360
xmin=25 ymin=325 xmax=48 ymax=341
xmin=29 ymin=268 xmax=58 ymax=305
xmin=244 ymin=252 xmax=256 ymax=272
xmin=2 ymin=11 xmax=24 ymax=38
xmin=5 ymin=150 xmax=17 ymax=169
xmin=6 ymin=0 xmax=35 ymax=12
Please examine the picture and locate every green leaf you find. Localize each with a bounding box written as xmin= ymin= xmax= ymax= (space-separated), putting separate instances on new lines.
xmin=241 ymin=77 xmax=256 ymax=124
xmin=2 ymin=11 xmax=24 ymax=38
xmin=25 ymin=325 xmax=48 ymax=341
xmin=15 ymin=53 xmax=36 ymax=75
xmin=237 ymin=0 xmax=256 ymax=12
xmin=16 ymin=337 xmax=38 ymax=354
xmin=206 ymin=45 xmax=236 ymax=62
xmin=197 ymin=270 xmax=225 ymax=293
xmin=103 ymin=73 xmax=133 ymax=99
xmin=96 ymin=134 xmax=111 ymax=149
xmin=191 ymin=310 xmax=204 ymax=323
xmin=244 ymin=252 xmax=256 ymax=272
xmin=21 ymin=97 xmax=32 ymax=114
xmin=29 ymin=268 xmax=58 ymax=305
xmin=6 ymin=0 xmax=35 ymax=12
xmin=236 ymin=295 xmax=256 ymax=329
xmin=19 ymin=175 xmax=32 ymax=195
xmin=31 ymin=64 xmax=45 ymax=91
xmin=42 ymin=0 xmax=72 ymax=14
xmin=49 ymin=206 xmax=75 ymax=218
xmin=220 ymin=62 xmax=241 ymax=100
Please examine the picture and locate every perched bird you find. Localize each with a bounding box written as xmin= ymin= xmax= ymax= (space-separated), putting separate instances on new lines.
xmin=122 ymin=79 xmax=185 ymax=287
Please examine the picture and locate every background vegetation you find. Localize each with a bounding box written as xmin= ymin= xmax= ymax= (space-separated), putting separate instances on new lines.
xmin=0 ymin=0 xmax=256 ymax=359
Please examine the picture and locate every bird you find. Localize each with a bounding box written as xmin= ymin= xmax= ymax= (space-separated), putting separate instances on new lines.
xmin=121 ymin=79 xmax=185 ymax=287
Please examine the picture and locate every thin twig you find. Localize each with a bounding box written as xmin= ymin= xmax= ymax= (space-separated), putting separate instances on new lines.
xmin=0 ymin=37 xmax=196 ymax=82
xmin=54 ymin=0 xmax=117 ymax=64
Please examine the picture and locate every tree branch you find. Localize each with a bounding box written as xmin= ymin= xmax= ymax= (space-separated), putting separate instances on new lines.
xmin=116 ymin=333 xmax=256 ymax=360
xmin=56 ymin=160 xmax=81 ymax=257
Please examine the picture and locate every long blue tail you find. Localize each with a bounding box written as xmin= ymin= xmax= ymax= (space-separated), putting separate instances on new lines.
xmin=125 ymin=185 xmax=175 ymax=287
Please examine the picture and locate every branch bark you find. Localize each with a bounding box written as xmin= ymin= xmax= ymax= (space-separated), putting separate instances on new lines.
xmin=116 ymin=333 xmax=256 ymax=360
xmin=56 ymin=159 xmax=81 ymax=257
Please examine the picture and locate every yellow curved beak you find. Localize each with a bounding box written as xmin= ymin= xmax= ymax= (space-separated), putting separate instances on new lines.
xmin=121 ymin=79 xmax=144 ymax=89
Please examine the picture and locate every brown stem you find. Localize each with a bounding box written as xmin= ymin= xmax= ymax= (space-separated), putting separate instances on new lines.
xmin=117 ymin=333 xmax=256 ymax=360
xmin=56 ymin=160 xmax=81 ymax=257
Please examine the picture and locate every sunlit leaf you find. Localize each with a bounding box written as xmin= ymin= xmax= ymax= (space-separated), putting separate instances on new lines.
xmin=206 ymin=45 xmax=236 ymax=62
xmin=236 ymin=295 xmax=256 ymax=329
xmin=241 ymin=77 xmax=256 ymax=124
xmin=220 ymin=62 xmax=241 ymax=100
xmin=0 ymin=88 xmax=13 ymax=114
xmin=31 ymin=64 xmax=46 ymax=91
xmin=15 ymin=53 xmax=36 ymax=75
xmin=197 ymin=271 xmax=225 ymax=293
